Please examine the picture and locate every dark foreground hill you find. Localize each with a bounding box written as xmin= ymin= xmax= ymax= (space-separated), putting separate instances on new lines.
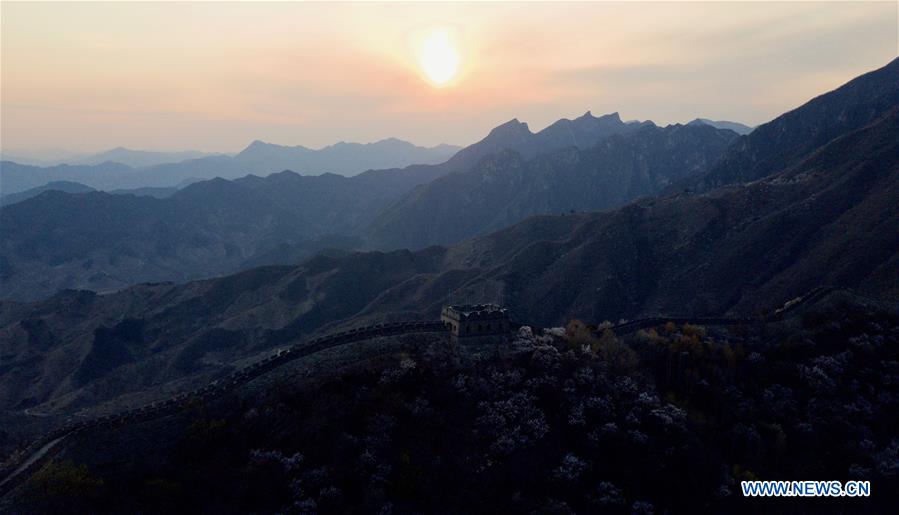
xmin=3 ymin=293 xmax=897 ymax=514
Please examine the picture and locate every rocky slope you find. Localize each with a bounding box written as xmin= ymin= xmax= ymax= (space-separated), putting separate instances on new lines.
xmin=368 ymin=122 xmax=737 ymax=249
xmin=683 ymin=57 xmax=899 ymax=191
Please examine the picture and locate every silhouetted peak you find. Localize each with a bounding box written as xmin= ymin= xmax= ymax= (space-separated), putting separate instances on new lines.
xmin=366 ymin=138 xmax=419 ymax=150
xmin=245 ymin=139 xmax=270 ymax=150
xmin=235 ymin=140 xmax=273 ymax=157
xmin=572 ymin=111 xmax=623 ymax=128
xmin=488 ymin=119 xmax=532 ymax=139
xmin=267 ymin=169 xmax=302 ymax=180
xmin=596 ymin=111 xmax=622 ymax=123
xmin=537 ymin=111 xmax=627 ymax=141
xmin=236 ymin=140 xmax=312 ymax=158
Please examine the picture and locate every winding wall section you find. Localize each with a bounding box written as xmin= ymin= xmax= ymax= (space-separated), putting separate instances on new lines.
xmin=0 ymin=321 xmax=450 ymax=495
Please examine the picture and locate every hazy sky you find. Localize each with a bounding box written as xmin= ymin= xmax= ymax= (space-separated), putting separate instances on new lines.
xmin=2 ymin=1 xmax=896 ymax=153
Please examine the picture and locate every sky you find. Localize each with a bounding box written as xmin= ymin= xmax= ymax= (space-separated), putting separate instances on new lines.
xmin=2 ymin=1 xmax=897 ymax=153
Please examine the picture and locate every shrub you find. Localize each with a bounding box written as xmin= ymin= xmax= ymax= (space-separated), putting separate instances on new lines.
xmin=23 ymin=460 xmax=104 ymax=513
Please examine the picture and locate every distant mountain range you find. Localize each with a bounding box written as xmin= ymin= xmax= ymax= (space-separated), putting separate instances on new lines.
xmin=0 ymin=161 xmax=134 ymax=196
xmin=0 ymin=148 xmax=89 ymax=166
xmin=71 ymin=148 xmax=223 ymax=168
xmin=0 ymin=58 xmax=896 ymax=426
xmin=0 ymin=181 xmax=181 ymax=207
xmin=0 ymin=112 xmax=735 ymax=300
xmin=0 ymin=138 xmax=461 ymax=195
xmin=232 ymin=138 xmax=460 ymax=178
xmin=0 ymin=181 xmax=96 ymax=207
xmin=687 ymin=118 xmax=754 ymax=135
xmin=0 ymin=147 xmax=220 ymax=168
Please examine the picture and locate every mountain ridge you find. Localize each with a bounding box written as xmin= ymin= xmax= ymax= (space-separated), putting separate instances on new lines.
xmin=682 ymin=57 xmax=899 ymax=192
xmin=0 ymin=181 xmax=96 ymax=207
xmin=367 ymin=121 xmax=737 ymax=249
xmin=0 ymin=138 xmax=461 ymax=194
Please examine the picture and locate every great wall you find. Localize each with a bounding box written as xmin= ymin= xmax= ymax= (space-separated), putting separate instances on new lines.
xmin=0 ymin=286 xmax=842 ymax=496
xmin=0 ymin=320 xmax=450 ymax=495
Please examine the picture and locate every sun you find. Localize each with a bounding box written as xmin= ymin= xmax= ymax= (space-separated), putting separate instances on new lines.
xmin=418 ymin=29 xmax=460 ymax=86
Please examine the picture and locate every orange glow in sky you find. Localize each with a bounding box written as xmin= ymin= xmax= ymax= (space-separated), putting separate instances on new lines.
xmin=1 ymin=2 xmax=895 ymax=152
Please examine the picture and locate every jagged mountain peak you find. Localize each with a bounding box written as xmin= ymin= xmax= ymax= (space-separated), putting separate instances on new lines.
xmin=588 ymin=111 xmax=622 ymax=123
xmin=245 ymin=139 xmax=270 ymax=149
xmin=487 ymin=118 xmax=533 ymax=138
xmin=544 ymin=111 xmax=628 ymax=135
xmin=444 ymin=110 xmax=655 ymax=175
xmin=368 ymin=118 xmax=739 ymax=250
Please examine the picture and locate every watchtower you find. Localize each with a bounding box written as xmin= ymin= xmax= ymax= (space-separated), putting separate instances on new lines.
xmin=441 ymin=304 xmax=512 ymax=344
